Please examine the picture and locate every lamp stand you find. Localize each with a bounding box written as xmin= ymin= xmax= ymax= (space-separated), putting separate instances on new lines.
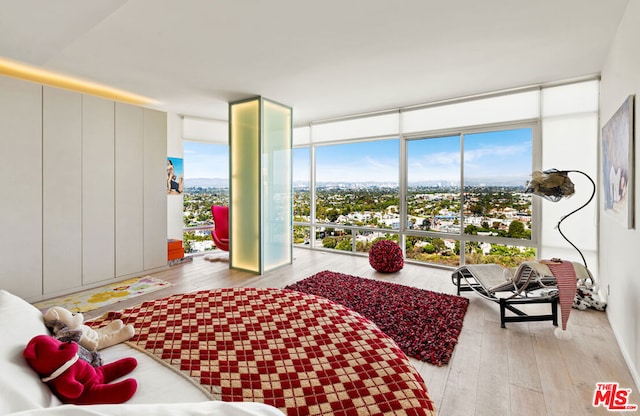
xmin=555 ymin=170 xmax=596 ymax=269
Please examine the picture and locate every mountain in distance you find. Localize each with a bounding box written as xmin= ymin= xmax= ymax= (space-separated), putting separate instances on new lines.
xmin=315 ymin=181 xmax=398 ymax=189
xmin=184 ymin=177 xmax=229 ymax=188
xmin=409 ymin=175 xmax=528 ymax=188
xmin=186 ymin=175 xmax=528 ymax=189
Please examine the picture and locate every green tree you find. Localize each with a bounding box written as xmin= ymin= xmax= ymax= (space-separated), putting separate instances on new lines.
xmin=322 ymin=237 xmax=336 ymax=249
xmin=465 ymin=224 xmax=478 ymax=235
xmin=508 ymin=220 xmax=529 ymax=239
xmin=335 ymin=239 xmax=352 ymax=251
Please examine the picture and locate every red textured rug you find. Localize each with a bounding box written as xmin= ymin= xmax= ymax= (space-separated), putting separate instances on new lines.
xmin=285 ymin=270 xmax=469 ymax=366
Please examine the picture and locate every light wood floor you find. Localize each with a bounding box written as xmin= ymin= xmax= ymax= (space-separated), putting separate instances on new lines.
xmin=85 ymin=248 xmax=637 ymax=416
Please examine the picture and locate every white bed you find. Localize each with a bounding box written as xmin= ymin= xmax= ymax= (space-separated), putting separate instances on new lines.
xmin=0 ymin=289 xmax=284 ymax=416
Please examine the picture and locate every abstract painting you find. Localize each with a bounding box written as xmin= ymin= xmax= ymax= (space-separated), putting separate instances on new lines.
xmin=602 ymin=95 xmax=634 ymax=229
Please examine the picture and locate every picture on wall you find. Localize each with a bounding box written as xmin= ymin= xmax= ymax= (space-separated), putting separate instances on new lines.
xmin=167 ymin=157 xmax=184 ymax=195
xmin=601 ymin=95 xmax=634 ymax=229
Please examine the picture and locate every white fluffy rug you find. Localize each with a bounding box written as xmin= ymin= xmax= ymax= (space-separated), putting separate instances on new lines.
xmin=203 ymin=251 xmax=229 ymax=262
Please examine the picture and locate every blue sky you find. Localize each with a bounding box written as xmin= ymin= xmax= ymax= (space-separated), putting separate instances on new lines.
xmin=183 ymin=141 xmax=228 ymax=178
xmin=312 ymin=139 xmax=399 ymax=183
xmin=185 ymin=128 xmax=532 ymax=185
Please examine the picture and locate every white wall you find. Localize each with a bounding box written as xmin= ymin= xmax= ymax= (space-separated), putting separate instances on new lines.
xmin=599 ymin=0 xmax=640 ymax=389
xmin=167 ymin=112 xmax=184 ymax=240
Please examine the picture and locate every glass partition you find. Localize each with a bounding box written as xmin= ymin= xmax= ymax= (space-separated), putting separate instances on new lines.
xmin=229 ymin=97 xmax=292 ymax=273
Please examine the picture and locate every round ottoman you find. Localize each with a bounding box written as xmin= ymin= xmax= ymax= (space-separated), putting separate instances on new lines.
xmin=369 ymin=240 xmax=404 ymax=273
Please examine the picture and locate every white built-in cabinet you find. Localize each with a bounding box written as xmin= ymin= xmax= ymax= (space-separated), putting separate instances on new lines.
xmin=115 ymin=103 xmax=145 ymax=277
xmin=143 ymin=109 xmax=168 ymax=270
xmin=0 ymin=76 xmax=167 ymax=301
xmin=82 ymin=95 xmax=116 ymax=284
xmin=0 ymin=77 xmax=43 ymax=299
xmin=43 ymin=87 xmax=83 ymax=293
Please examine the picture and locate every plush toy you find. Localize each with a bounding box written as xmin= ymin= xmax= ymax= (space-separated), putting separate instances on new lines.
xmin=43 ymin=306 xmax=135 ymax=351
xmin=46 ymin=320 xmax=103 ymax=367
xmin=573 ymin=286 xmax=607 ymax=311
xmin=23 ymin=335 xmax=137 ymax=405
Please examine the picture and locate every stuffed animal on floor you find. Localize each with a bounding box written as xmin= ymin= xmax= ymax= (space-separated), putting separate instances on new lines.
xmin=573 ymin=286 xmax=607 ymax=311
xmin=23 ymin=335 xmax=137 ymax=405
xmin=46 ymin=320 xmax=103 ymax=367
xmin=43 ymin=306 xmax=135 ymax=351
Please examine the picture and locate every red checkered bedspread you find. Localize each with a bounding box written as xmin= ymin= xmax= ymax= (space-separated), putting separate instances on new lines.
xmin=91 ymin=288 xmax=436 ymax=415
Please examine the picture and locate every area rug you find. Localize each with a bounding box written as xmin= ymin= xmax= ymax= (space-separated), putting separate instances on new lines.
xmin=33 ymin=276 xmax=172 ymax=313
xmin=285 ymin=270 xmax=469 ymax=366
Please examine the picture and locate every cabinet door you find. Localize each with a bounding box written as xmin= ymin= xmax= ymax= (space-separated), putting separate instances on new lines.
xmin=0 ymin=77 xmax=42 ymax=299
xmin=83 ymin=96 xmax=115 ymax=284
xmin=43 ymin=87 xmax=82 ymax=293
xmin=115 ymin=103 xmax=144 ymax=277
xmin=143 ymin=109 xmax=168 ymax=269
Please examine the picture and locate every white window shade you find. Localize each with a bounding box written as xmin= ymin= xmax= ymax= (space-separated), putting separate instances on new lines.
xmin=539 ymin=113 xmax=599 ymax=270
xmin=401 ymin=90 xmax=540 ymax=133
xmin=293 ymin=126 xmax=310 ymax=146
xmin=312 ymin=112 xmax=399 ymax=142
xmin=541 ymin=80 xmax=599 ymax=117
xmin=183 ymin=117 xmax=228 ymax=143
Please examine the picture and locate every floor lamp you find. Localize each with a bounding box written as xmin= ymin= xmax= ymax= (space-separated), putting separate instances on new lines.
xmin=525 ymin=168 xmax=596 ymax=269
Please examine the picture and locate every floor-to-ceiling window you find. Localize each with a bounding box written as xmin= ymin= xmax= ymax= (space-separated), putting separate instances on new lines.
xmin=182 ymin=141 xmax=229 ymax=253
xmin=314 ymin=139 xmax=399 ymax=253
xmin=291 ymin=80 xmax=597 ymax=270
xmin=406 ymin=134 xmax=462 ymax=266
xmin=293 ymin=124 xmax=536 ymax=268
xmin=402 ymin=126 xmax=535 ymax=267
xmin=461 ymin=127 xmax=535 ymax=267
xmin=293 ymin=147 xmax=311 ymax=246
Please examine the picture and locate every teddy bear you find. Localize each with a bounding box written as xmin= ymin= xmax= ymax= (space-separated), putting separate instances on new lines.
xmin=23 ymin=334 xmax=137 ymax=405
xmin=43 ymin=306 xmax=135 ymax=351
xmin=46 ymin=319 xmax=103 ymax=367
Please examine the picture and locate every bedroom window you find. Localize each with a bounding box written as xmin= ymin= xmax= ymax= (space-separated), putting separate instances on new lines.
xmin=461 ymin=127 xmax=534 ymax=266
xmin=406 ymin=134 xmax=462 ymax=266
xmin=291 ymin=80 xmax=597 ymax=269
xmin=293 ymin=147 xmax=310 ymax=246
xmin=404 ymin=125 xmax=535 ymax=267
xmin=462 ymin=128 xmax=532 ymax=240
xmin=182 ymin=141 xmax=229 ymax=254
xmin=407 ymin=135 xmax=462 ymax=234
xmin=314 ymin=139 xmax=399 ymax=252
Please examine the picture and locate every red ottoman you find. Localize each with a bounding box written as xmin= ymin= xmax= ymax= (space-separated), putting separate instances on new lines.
xmin=369 ymin=240 xmax=404 ymax=273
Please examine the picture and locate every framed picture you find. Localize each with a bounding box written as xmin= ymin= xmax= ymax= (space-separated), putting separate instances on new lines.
xmin=602 ymin=95 xmax=634 ymax=229
xmin=167 ymin=157 xmax=184 ymax=195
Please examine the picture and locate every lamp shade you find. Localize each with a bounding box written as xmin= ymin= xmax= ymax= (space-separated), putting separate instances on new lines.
xmin=525 ymin=169 xmax=575 ymax=202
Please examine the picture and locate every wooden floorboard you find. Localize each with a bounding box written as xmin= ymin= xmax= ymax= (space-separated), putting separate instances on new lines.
xmin=81 ymin=248 xmax=636 ymax=416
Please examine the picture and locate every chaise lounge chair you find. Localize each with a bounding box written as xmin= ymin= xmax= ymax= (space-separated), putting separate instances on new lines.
xmin=451 ymin=260 xmax=594 ymax=328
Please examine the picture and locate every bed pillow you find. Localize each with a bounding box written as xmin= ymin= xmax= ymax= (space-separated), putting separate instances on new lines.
xmin=0 ymin=290 xmax=61 ymax=414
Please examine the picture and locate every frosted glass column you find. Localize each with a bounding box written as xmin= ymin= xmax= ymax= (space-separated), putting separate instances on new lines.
xmin=229 ymin=97 xmax=292 ymax=274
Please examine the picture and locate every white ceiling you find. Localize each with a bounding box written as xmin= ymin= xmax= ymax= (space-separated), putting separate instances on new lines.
xmin=0 ymin=0 xmax=629 ymax=126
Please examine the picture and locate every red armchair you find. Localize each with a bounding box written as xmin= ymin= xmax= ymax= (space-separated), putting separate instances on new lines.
xmin=210 ymin=205 xmax=229 ymax=251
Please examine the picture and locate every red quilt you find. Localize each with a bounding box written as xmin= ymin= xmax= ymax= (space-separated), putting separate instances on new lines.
xmin=91 ymin=288 xmax=436 ymax=415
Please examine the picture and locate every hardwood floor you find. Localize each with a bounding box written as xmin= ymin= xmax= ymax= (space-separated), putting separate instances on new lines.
xmin=85 ymin=248 xmax=637 ymax=416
